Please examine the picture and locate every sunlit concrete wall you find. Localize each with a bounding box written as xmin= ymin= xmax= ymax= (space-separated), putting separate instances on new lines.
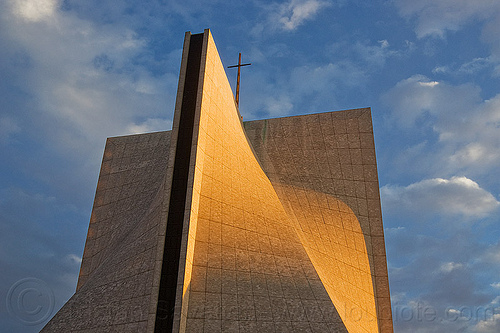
xmin=180 ymin=29 xmax=347 ymax=333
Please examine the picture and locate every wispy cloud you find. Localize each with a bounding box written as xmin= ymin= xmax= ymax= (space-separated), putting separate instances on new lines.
xmin=278 ymin=0 xmax=328 ymax=31
xmin=0 ymin=0 xmax=176 ymax=172
xmin=393 ymin=0 xmax=500 ymax=39
xmin=393 ymin=0 xmax=500 ymax=78
xmin=432 ymin=57 xmax=496 ymax=77
xmin=439 ymin=261 xmax=464 ymax=273
xmin=126 ymin=118 xmax=173 ymax=134
xmin=243 ymin=36 xmax=402 ymax=118
xmin=253 ymin=0 xmax=330 ymax=35
xmin=490 ymin=282 xmax=500 ymax=289
xmin=482 ymin=243 xmax=500 ymax=264
xmin=330 ymin=39 xmax=404 ymax=68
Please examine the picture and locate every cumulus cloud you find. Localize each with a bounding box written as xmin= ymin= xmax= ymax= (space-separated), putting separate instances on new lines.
xmin=474 ymin=313 xmax=500 ymax=333
xmin=381 ymin=176 xmax=500 ymax=218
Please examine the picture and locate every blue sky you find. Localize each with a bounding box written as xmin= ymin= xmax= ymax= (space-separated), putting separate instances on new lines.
xmin=1 ymin=0 xmax=499 ymax=332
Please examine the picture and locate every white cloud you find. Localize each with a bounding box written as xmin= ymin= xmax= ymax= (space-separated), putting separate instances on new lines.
xmin=253 ymin=0 xmax=329 ymax=34
xmin=490 ymin=282 xmax=500 ymax=289
xmin=459 ymin=57 xmax=494 ymax=74
xmin=474 ymin=313 xmax=500 ymax=333
xmin=381 ymin=176 xmax=500 ymax=218
xmin=126 ymin=118 xmax=173 ymax=134
xmin=449 ymin=142 xmax=499 ymax=168
xmin=378 ymin=39 xmax=389 ymax=48
xmin=10 ymin=0 xmax=59 ymax=22
xmin=65 ymin=254 xmax=82 ymax=264
xmin=483 ymin=12 xmax=500 ymax=62
xmin=383 ymin=74 xmax=480 ymax=129
xmin=439 ymin=262 xmax=463 ymax=273
xmin=432 ymin=57 xmax=495 ymax=77
xmin=418 ymin=81 xmax=439 ymax=87
xmin=279 ymin=0 xmax=328 ymax=31
xmin=264 ymin=94 xmax=294 ymax=117
xmin=385 ymin=226 xmax=406 ymax=233
xmin=432 ymin=65 xmax=450 ymax=74
xmin=393 ymin=0 xmax=500 ymax=39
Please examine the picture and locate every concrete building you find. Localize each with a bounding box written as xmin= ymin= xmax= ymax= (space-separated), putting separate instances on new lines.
xmin=42 ymin=29 xmax=393 ymax=333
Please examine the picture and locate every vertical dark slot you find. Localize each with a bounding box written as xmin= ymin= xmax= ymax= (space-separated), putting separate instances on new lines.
xmin=155 ymin=33 xmax=203 ymax=333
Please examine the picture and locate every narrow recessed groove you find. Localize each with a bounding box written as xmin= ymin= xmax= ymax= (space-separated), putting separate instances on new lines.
xmin=154 ymin=33 xmax=204 ymax=333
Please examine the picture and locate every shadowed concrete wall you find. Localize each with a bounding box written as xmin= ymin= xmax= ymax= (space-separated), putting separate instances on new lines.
xmin=245 ymin=109 xmax=393 ymax=333
xmin=42 ymin=131 xmax=172 ymax=332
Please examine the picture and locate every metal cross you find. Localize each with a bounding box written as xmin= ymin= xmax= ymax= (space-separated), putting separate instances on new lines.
xmin=227 ymin=53 xmax=251 ymax=107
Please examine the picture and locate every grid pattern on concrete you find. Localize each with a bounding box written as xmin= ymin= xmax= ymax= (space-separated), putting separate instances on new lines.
xmin=42 ymin=131 xmax=171 ymax=332
xmin=41 ymin=29 xmax=392 ymax=333
xmin=245 ymin=110 xmax=393 ymax=333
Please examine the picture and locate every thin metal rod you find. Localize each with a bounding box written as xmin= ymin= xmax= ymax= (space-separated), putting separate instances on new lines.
xmin=236 ymin=53 xmax=241 ymax=106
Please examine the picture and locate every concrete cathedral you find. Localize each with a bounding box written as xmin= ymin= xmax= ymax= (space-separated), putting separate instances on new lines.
xmin=42 ymin=29 xmax=393 ymax=333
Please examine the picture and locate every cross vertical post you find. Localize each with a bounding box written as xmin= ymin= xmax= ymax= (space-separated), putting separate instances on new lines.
xmin=227 ymin=53 xmax=251 ymax=107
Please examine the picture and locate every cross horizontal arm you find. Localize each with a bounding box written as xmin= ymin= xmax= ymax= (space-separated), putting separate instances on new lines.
xmin=227 ymin=63 xmax=251 ymax=68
